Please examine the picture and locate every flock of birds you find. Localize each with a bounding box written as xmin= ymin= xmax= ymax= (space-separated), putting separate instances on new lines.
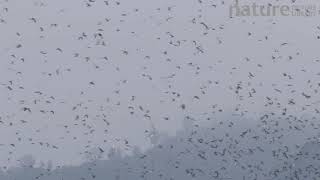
xmin=0 ymin=0 xmax=319 ymax=179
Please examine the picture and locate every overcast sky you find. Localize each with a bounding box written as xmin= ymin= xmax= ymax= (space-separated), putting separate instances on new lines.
xmin=0 ymin=0 xmax=320 ymax=173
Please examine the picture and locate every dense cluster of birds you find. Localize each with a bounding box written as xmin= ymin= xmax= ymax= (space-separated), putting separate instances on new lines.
xmin=1 ymin=117 xmax=320 ymax=180
xmin=0 ymin=0 xmax=319 ymax=179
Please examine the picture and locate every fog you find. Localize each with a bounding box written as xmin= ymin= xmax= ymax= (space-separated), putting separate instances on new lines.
xmin=0 ymin=0 xmax=320 ymax=179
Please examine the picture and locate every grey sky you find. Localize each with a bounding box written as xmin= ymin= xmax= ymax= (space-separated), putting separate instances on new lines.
xmin=0 ymin=0 xmax=319 ymax=173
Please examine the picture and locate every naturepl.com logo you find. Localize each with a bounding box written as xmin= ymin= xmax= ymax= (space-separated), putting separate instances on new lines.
xmin=229 ymin=3 xmax=318 ymax=17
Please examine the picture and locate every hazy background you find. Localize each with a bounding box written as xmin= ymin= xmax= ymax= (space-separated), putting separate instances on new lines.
xmin=0 ymin=0 xmax=319 ymax=177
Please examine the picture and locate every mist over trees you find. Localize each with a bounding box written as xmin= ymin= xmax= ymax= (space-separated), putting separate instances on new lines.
xmin=1 ymin=113 xmax=320 ymax=180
